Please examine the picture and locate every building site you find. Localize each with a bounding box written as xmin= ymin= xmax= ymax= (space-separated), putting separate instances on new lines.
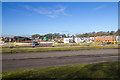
xmin=1 ymin=33 xmax=120 ymax=48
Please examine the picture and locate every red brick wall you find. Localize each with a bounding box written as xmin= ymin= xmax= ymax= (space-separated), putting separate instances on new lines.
xmin=95 ymin=36 xmax=116 ymax=42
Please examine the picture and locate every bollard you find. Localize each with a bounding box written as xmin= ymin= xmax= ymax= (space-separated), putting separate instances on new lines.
xmin=114 ymin=41 xmax=116 ymax=44
xmin=52 ymin=41 xmax=55 ymax=47
xmin=118 ymin=42 xmax=119 ymax=44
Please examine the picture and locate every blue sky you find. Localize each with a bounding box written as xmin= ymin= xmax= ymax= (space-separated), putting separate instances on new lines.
xmin=2 ymin=2 xmax=118 ymax=37
xmin=2 ymin=0 xmax=120 ymax=2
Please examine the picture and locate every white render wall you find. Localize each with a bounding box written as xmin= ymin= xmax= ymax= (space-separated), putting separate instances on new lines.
xmin=75 ymin=38 xmax=80 ymax=43
xmin=116 ymin=36 xmax=120 ymax=42
xmin=64 ymin=38 xmax=73 ymax=43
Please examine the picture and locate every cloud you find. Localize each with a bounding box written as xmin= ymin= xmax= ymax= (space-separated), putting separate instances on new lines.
xmin=53 ymin=7 xmax=65 ymax=14
xmin=24 ymin=5 xmax=31 ymax=10
xmin=33 ymin=8 xmax=52 ymax=14
xmin=23 ymin=5 xmax=70 ymax=18
xmin=94 ymin=5 xmax=105 ymax=10
xmin=48 ymin=15 xmax=57 ymax=18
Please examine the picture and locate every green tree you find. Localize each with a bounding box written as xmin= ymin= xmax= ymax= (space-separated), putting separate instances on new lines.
xmin=32 ymin=34 xmax=40 ymax=39
xmin=109 ymin=31 xmax=115 ymax=35
xmin=115 ymin=29 xmax=120 ymax=36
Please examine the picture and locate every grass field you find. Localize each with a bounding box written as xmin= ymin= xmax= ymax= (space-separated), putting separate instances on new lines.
xmin=1 ymin=45 xmax=119 ymax=53
xmin=2 ymin=62 xmax=119 ymax=79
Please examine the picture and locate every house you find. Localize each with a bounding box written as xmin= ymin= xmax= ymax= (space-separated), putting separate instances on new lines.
xmin=64 ymin=38 xmax=73 ymax=43
xmin=94 ymin=36 xmax=116 ymax=42
xmin=116 ymin=36 xmax=120 ymax=42
xmin=75 ymin=38 xmax=80 ymax=43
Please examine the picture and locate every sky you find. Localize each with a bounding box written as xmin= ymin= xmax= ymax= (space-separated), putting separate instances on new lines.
xmin=2 ymin=2 xmax=118 ymax=37
xmin=2 ymin=0 xmax=120 ymax=2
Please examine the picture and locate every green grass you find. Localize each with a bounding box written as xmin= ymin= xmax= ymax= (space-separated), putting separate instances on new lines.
xmin=2 ymin=62 xmax=120 ymax=80
xmin=1 ymin=45 xmax=119 ymax=53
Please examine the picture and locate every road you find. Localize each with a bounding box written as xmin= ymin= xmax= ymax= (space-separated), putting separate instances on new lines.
xmin=2 ymin=49 xmax=119 ymax=71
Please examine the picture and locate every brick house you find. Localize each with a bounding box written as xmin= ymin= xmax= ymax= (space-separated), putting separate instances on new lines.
xmin=94 ymin=36 xmax=116 ymax=42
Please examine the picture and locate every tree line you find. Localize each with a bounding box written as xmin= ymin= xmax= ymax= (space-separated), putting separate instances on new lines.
xmin=32 ymin=29 xmax=120 ymax=39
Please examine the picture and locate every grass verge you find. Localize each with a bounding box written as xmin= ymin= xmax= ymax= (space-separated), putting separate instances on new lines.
xmin=2 ymin=62 xmax=120 ymax=79
xmin=1 ymin=45 xmax=119 ymax=53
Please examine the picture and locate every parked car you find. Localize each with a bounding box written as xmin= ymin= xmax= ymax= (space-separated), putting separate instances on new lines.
xmin=32 ymin=42 xmax=39 ymax=47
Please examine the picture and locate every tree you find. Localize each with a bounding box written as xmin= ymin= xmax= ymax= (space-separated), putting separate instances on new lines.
xmin=61 ymin=34 xmax=66 ymax=38
xmin=109 ymin=31 xmax=115 ymax=35
xmin=115 ymin=29 xmax=120 ymax=36
xmin=32 ymin=34 xmax=40 ymax=39
xmin=46 ymin=33 xmax=52 ymax=39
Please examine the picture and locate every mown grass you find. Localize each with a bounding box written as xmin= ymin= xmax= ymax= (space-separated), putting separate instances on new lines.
xmin=1 ymin=45 xmax=119 ymax=53
xmin=2 ymin=62 xmax=120 ymax=80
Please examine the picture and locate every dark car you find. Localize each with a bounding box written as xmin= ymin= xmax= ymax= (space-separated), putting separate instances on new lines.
xmin=32 ymin=42 xmax=39 ymax=47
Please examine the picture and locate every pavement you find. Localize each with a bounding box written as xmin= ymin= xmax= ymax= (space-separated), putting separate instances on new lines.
xmin=2 ymin=44 xmax=118 ymax=49
xmin=2 ymin=48 xmax=119 ymax=71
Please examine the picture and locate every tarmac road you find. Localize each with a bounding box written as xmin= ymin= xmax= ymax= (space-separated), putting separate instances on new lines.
xmin=2 ymin=49 xmax=119 ymax=71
